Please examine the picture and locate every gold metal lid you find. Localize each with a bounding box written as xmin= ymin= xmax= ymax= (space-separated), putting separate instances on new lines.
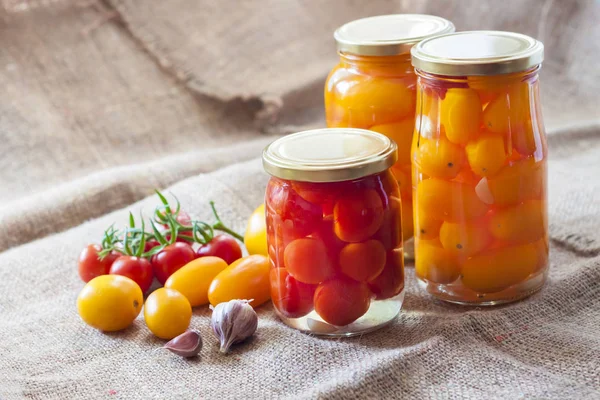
xmin=334 ymin=14 xmax=455 ymax=57
xmin=411 ymin=30 xmax=544 ymax=76
xmin=262 ymin=128 xmax=398 ymax=182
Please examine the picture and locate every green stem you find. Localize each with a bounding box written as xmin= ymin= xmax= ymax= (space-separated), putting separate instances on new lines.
xmin=209 ymin=201 xmax=245 ymax=242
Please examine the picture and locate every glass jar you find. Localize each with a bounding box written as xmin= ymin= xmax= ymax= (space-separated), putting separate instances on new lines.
xmin=262 ymin=128 xmax=404 ymax=336
xmin=324 ymin=14 xmax=455 ymax=259
xmin=410 ymin=31 xmax=548 ymax=305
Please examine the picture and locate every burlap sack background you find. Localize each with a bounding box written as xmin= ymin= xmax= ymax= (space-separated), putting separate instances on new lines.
xmin=0 ymin=0 xmax=598 ymax=398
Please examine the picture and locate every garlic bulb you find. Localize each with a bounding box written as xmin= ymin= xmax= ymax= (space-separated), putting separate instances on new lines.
xmin=210 ymin=299 xmax=258 ymax=353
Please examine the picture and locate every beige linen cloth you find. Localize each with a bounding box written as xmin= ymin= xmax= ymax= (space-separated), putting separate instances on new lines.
xmin=1 ymin=0 xmax=599 ymax=399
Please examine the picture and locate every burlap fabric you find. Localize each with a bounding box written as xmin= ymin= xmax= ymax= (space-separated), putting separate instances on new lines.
xmin=0 ymin=1 xmax=599 ymax=398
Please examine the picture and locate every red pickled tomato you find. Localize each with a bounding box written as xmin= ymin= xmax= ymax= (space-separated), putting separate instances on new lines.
xmin=291 ymin=181 xmax=343 ymax=211
xmin=310 ymin=216 xmax=346 ymax=262
xmin=368 ymin=249 xmax=405 ymax=300
xmin=284 ymin=238 xmax=334 ymax=284
xmin=339 ymin=240 xmax=386 ymax=282
xmin=334 ymin=189 xmax=384 ymax=243
xmin=267 ymin=181 xmax=322 ymax=238
xmin=270 ymin=268 xmax=316 ymax=318
xmin=314 ymin=277 xmax=371 ymax=326
xmin=373 ymin=196 xmax=402 ymax=251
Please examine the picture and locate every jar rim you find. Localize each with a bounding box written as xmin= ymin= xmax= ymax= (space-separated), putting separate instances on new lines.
xmin=334 ymin=14 xmax=455 ymax=57
xmin=262 ymin=128 xmax=398 ymax=182
xmin=411 ymin=30 xmax=544 ymax=76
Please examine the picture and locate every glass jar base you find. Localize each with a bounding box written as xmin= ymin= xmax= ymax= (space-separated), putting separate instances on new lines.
xmin=275 ymin=291 xmax=405 ymax=337
xmin=418 ymin=270 xmax=547 ymax=306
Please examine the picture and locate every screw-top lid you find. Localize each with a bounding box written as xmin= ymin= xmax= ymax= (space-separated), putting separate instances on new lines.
xmin=411 ymin=30 xmax=544 ymax=76
xmin=334 ymin=14 xmax=455 ymax=57
xmin=262 ymin=128 xmax=397 ymax=182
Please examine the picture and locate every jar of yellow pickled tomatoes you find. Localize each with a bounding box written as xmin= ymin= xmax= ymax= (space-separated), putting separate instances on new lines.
xmin=324 ymin=15 xmax=455 ymax=259
xmin=263 ymin=128 xmax=404 ymax=336
xmin=410 ymin=31 xmax=548 ymax=305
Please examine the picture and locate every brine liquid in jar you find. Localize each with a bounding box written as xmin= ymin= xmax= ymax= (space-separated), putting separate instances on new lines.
xmin=410 ymin=31 xmax=548 ymax=305
xmin=324 ymin=14 xmax=455 ymax=259
xmin=262 ymin=128 xmax=404 ymax=336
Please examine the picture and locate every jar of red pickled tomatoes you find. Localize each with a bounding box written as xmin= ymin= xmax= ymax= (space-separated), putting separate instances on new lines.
xmin=410 ymin=31 xmax=548 ymax=305
xmin=325 ymin=14 xmax=455 ymax=259
xmin=262 ymin=128 xmax=404 ymax=336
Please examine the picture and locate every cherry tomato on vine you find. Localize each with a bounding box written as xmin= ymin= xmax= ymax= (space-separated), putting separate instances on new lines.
xmin=78 ymin=244 xmax=119 ymax=283
xmin=151 ymin=242 xmax=196 ymax=285
xmin=160 ymin=210 xmax=192 ymax=228
xmin=109 ymin=256 xmax=154 ymax=293
xmin=196 ymin=234 xmax=242 ymax=265
xmin=144 ymin=238 xmax=161 ymax=253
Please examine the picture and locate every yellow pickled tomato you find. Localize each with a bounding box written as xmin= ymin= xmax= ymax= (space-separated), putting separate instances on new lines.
xmin=414 ymin=138 xmax=466 ymax=179
xmin=337 ymin=76 xmax=416 ymax=127
xmin=513 ymin=121 xmax=538 ymax=156
xmin=462 ymin=243 xmax=538 ymax=293
xmin=415 ymin=89 xmax=440 ymax=140
xmin=485 ymin=159 xmax=545 ymax=206
xmin=483 ymin=83 xmax=538 ymax=155
xmin=416 ymin=179 xmax=488 ymax=222
xmin=467 ymin=76 xmax=507 ymax=104
xmin=415 ymin=240 xmax=460 ymax=284
xmin=439 ymin=220 xmax=492 ymax=257
xmin=465 ymin=134 xmax=508 ymax=177
xmin=440 ymin=88 xmax=482 ymax=145
xmin=489 ymin=200 xmax=546 ymax=244
xmin=371 ymin=118 xmax=414 ymax=166
xmin=414 ymin=205 xmax=442 ymax=240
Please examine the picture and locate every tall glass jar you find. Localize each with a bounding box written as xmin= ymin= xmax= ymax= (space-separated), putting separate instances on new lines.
xmin=324 ymin=15 xmax=455 ymax=259
xmin=410 ymin=31 xmax=548 ymax=305
xmin=262 ymin=129 xmax=404 ymax=336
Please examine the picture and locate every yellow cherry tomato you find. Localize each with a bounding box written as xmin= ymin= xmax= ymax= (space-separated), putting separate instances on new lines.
xmin=439 ymin=220 xmax=491 ymax=258
xmin=208 ymin=254 xmax=270 ymax=308
xmin=440 ymin=88 xmax=482 ymax=145
xmin=462 ymin=243 xmax=538 ymax=293
xmin=144 ymin=288 xmax=192 ymax=340
xmin=244 ymin=204 xmax=268 ymax=256
xmin=415 ymin=240 xmax=460 ymax=284
xmin=416 ymin=179 xmax=488 ymax=222
xmin=486 ymin=159 xmax=545 ymax=206
xmin=414 ymin=138 xmax=466 ymax=179
xmin=165 ymin=256 xmax=228 ymax=307
xmin=370 ymin=118 xmax=414 ymax=167
xmin=77 ymin=275 xmax=143 ymax=332
xmin=489 ymin=200 xmax=546 ymax=244
xmin=465 ymin=133 xmax=507 ymax=177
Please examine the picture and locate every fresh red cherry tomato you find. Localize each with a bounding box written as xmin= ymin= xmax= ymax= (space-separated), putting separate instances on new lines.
xmin=160 ymin=210 xmax=192 ymax=228
xmin=144 ymin=239 xmax=161 ymax=253
xmin=151 ymin=242 xmax=196 ymax=285
xmin=314 ymin=277 xmax=371 ymax=326
xmin=270 ymin=268 xmax=316 ymax=318
xmin=196 ymin=234 xmax=242 ymax=265
xmin=77 ymin=244 xmax=119 ymax=283
xmin=109 ymin=256 xmax=154 ymax=293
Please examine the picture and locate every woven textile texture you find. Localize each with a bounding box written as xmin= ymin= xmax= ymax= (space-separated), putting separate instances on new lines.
xmin=0 ymin=0 xmax=599 ymax=399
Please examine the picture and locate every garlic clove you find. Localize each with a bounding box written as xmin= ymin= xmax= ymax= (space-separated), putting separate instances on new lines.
xmin=475 ymin=177 xmax=495 ymax=205
xmin=162 ymin=329 xmax=203 ymax=358
xmin=211 ymin=299 xmax=258 ymax=353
